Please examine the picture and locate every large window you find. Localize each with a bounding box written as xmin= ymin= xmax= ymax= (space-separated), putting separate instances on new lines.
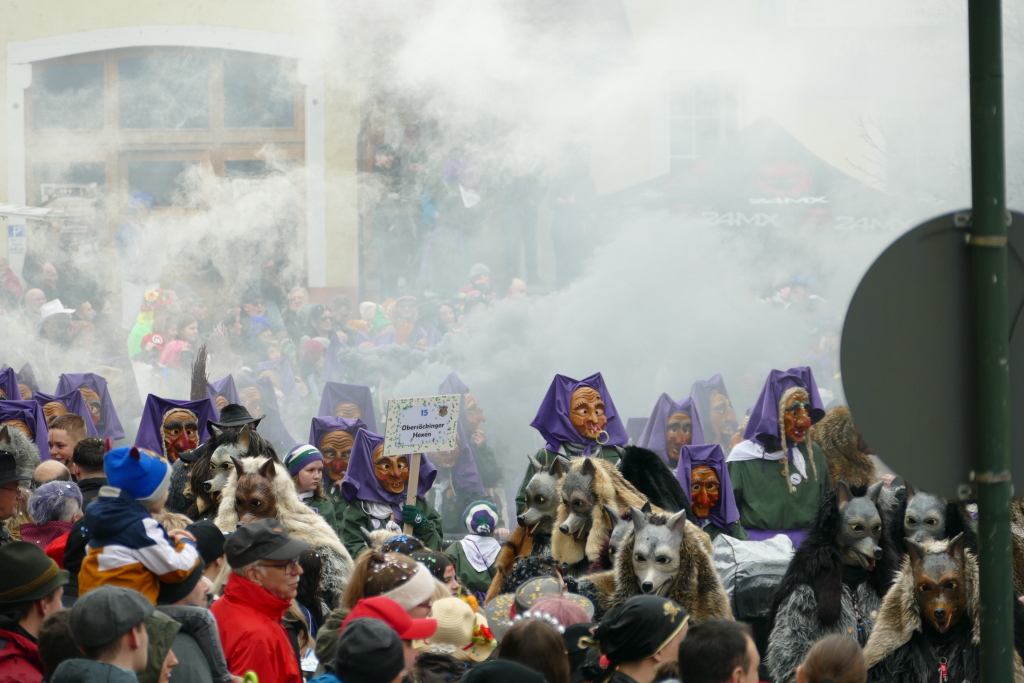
xmin=668 ymin=75 xmax=740 ymax=171
xmin=25 ymin=47 xmax=305 ymax=237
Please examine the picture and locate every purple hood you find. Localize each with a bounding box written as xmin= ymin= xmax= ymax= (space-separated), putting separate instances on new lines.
xmin=636 ymin=393 xmax=705 ymax=463
xmin=56 ymin=373 xmax=125 ymax=441
xmin=530 ymin=372 xmax=628 ymax=454
xmin=742 ymin=367 xmax=825 ymax=452
xmin=676 ymin=444 xmax=741 ymax=531
xmin=318 ymin=382 xmax=377 ymax=433
xmin=33 ymin=389 xmax=100 ymax=438
xmin=340 ymin=429 xmax=437 ymax=517
xmin=0 ymin=400 xmax=49 ymax=456
xmin=135 ymin=395 xmax=216 ymax=456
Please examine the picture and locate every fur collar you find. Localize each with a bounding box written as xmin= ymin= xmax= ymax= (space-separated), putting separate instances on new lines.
xmin=808 ymin=406 xmax=876 ymax=488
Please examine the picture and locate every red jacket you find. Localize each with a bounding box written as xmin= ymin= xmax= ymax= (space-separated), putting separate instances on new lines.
xmin=211 ymin=573 xmax=301 ymax=683
xmin=0 ymin=621 xmax=44 ymax=683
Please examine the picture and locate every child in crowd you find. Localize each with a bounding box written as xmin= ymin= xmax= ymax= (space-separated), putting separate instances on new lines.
xmin=78 ymin=446 xmax=200 ymax=605
xmin=284 ymin=444 xmax=339 ymax=534
xmin=449 ymin=500 xmax=501 ymax=596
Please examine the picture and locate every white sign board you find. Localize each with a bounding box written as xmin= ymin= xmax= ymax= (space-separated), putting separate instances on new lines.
xmin=383 ymin=394 xmax=460 ymax=455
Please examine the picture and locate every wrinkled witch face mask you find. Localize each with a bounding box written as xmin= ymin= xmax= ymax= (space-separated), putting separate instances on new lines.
xmin=373 ymin=444 xmax=410 ymax=494
xmin=690 ymin=465 xmax=720 ymax=518
xmin=43 ymin=401 xmax=68 ymax=425
xmin=334 ymin=401 xmax=362 ymax=420
xmin=464 ymin=394 xmax=485 ymax=428
xmin=163 ymin=409 xmax=199 ymax=463
xmin=710 ymin=390 xmax=737 ymax=440
xmin=319 ymin=430 xmax=355 ymax=482
xmin=782 ymin=389 xmax=812 ymax=444
xmin=569 ymin=386 xmax=607 ymax=441
xmin=429 ymin=446 xmax=460 ymax=469
xmin=665 ymin=411 xmax=693 ymax=460
xmin=240 ymin=387 xmax=265 ymax=418
xmin=18 ymin=384 xmax=31 ymax=400
xmin=4 ymin=420 xmax=31 ymax=438
xmin=79 ymin=387 xmax=102 ymax=426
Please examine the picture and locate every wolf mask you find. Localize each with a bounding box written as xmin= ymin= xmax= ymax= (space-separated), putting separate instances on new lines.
xmin=903 ymin=485 xmax=947 ymax=544
xmin=630 ymin=506 xmax=688 ymax=595
xmin=837 ymin=480 xmax=883 ymax=571
xmin=907 ymin=533 xmax=967 ymax=634
xmin=518 ymin=454 xmax=566 ymax=534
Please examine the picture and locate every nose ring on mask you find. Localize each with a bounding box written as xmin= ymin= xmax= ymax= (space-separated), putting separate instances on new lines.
xmin=596 ymin=430 xmax=610 ymax=445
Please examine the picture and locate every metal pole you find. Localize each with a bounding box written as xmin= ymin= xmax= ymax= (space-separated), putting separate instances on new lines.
xmin=968 ymin=0 xmax=1014 ymax=681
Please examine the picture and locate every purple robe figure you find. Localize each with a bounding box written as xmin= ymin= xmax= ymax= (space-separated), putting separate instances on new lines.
xmin=742 ymin=367 xmax=825 ymax=453
xmin=33 ymin=389 xmax=100 ymax=438
xmin=17 ymin=364 xmax=40 ymax=395
xmin=636 ymin=393 xmax=705 ymax=464
xmin=56 ymin=373 xmax=126 ymax=441
xmin=98 ymin=356 xmax=143 ymax=419
xmin=0 ymin=367 xmax=20 ymax=401
xmin=677 ymin=444 xmax=741 ymax=533
xmin=135 ymin=395 xmax=216 ymax=460
xmin=207 ymin=376 xmax=241 ymax=411
xmin=256 ymin=357 xmax=299 ymax=404
xmin=317 ymin=382 xmax=377 ymax=433
xmin=341 ymin=429 xmax=437 ymax=518
xmin=251 ymin=375 xmax=296 ymax=452
xmin=0 ymin=400 xmax=49 ymax=457
xmin=309 ymin=416 xmax=367 ymax=451
xmin=625 ymin=418 xmax=648 ymax=444
xmin=434 ymin=373 xmax=483 ymax=495
xmin=689 ymin=374 xmax=738 ymax=452
xmin=530 ymin=372 xmax=628 ymax=455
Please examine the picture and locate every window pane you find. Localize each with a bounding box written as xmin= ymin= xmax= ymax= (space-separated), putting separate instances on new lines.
xmin=119 ymin=56 xmax=209 ymax=129
xmin=223 ymin=60 xmax=296 ymax=128
xmin=127 ymin=161 xmax=197 ymax=206
xmin=33 ymin=62 xmax=104 ymax=130
xmin=33 ymin=162 xmax=105 ymax=206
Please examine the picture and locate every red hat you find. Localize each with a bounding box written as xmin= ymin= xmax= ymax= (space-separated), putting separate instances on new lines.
xmin=141 ymin=333 xmax=165 ymax=351
xmin=343 ymin=596 xmax=437 ymax=641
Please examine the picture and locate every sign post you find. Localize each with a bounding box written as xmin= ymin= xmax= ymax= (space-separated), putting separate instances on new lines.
xmin=382 ymin=394 xmax=461 ymax=535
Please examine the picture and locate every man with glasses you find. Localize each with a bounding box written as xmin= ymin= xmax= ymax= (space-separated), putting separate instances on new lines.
xmin=0 ymin=451 xmax=30 ymax=546
xmin=212 ymin=518 xmax=310 ymax=683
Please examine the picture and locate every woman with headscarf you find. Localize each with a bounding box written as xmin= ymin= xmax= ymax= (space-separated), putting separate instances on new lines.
xmin=636 ymin=393 xmax=705 ymax=466
xmin=338 ymin=429 xmax=442 ymax=557
xmin=676 ymin=444 xmax=746 ymax=540
xmin=726 ymin=367 xmax=832 ymax=548
xmin=516 ymin=373 xmax=628 ymax=512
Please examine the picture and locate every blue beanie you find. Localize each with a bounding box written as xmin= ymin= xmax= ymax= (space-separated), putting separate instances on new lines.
xmin=285 ymin=444 xmax=324 ymax=477
xmin=104 ymin=447 xmax=171 ymax=506
xmin=463 ymin=500 xmax=499 ymax=536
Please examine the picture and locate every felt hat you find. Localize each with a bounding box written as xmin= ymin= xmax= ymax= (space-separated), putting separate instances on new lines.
xmin=0 ymin=450 xmax=30 ymax=487
xmin=224 ymin=518 xmax=310 ymax=568
xmin=209 ymin=403 xmax=263 ymax=429
xmin=0 ymin=541 xmax=69 ymax=605
xmin=413 ymin=597 xmax=496 ymax=661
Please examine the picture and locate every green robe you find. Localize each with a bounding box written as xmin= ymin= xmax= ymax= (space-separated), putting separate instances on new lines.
xmin=515 ymin=443 xmax=622 ymax=512
xmin=323 ymin=483 xmax=350 ymax=536
xmin=448 ymin=539 xmax=497 ymax=594
xmin=700 ymin=520 xmax=749 ymax=541
xmin=302 ymin=491 xmax=340 ymax=538
xmin=340 ymin=496 xmax=442 ymax=558
xmin=728 ymin=441 xmax=832 ymax=533
xmin=473 ymin=442 xmax=504 ymax=490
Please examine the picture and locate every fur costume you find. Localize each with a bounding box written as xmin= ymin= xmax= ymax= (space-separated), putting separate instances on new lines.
xmin=766 ymin=485 xmax=900 ymax=683
xmin=215 ymin=455 xmax=354 ymax=598
xmin=551 ymin=457 xmax=651 ymax=570
xmin=808 ymin=406 xmax=877 ymax=488
xmin=882 ymin=484 xmax=979 ymax=558
xmin=485 ymin=524 xmax=552 ymax=603
xmin=618 ymin=446 xmax=693 ymax=516
xmin=0 ymin=423 xmax=40 ymax=481
xmin=1012 ymin=497 xmax=1024 ymax=597
xmin=864 ymin=539 xmax=1024 ymax=683
xmin=358 ymin=526 xmax=400 ymax=551
xmin=603 ymin=509 xmax=729 ymax=623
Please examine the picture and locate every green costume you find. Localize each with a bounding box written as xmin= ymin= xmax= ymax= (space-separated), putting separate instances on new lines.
xmin=515 ymin=443 xmax=622 ymax=512
xmin=728 ymin=440 xmax=832 ymax=533
xmin=700 ymin=520 xmax=749 ymax=541
xmin=323 ymin=483 xmax=350 ymax=535
xmin=340 ymin=496 xmax=442 ymax=558
xmin=302 ymin=490 xmax=340 ymax=538
xmin=448 ymin=540 xmax=497 ymax=594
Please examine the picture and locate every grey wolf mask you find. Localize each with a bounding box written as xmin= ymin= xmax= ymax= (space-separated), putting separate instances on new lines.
xmin=838 ymin=480 xmax=883 ymax=571
xmin=630 ymin=505 xmax=688 ymax=595
xmin=203 ymin=425 xmax=255 ymax=495
xmin=559 ymin=459 xmax=597 ymax=541
xmin=519 ymin=454 xmax=566 ymax=534
xmin=903 ymin=484 xmax=947 ymax=544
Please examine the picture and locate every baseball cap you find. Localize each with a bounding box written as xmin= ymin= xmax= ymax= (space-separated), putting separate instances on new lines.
xmin=71 ymin=586 xmax=154 ymax=648
xmin=224 ymin=518 xmax=310 ymax=568
xmin=343 ymin=595 xmax=437 ymax=640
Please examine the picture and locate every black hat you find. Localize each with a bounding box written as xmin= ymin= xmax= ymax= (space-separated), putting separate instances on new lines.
xmin=463 ymin=661 xmax=546 ymax=683
xmin=331 ymin=618 xmax=405 ymax=683
xmin=209 ymin=404 xmax=264 ymax=430
xmin=0 ymin=450 xmax=30 ymax=487
xmin=185 ymin=520 xmax=226 ymax=563
xmin=564 ymin=622 xmax=600 ymax=683
xmin=224 ymin=518 xmax=310 ymax=568
xmin=178 ymin=440 xmax=206 ymax=464
xmin=0 ymin=542 xmax=69 ymax=605
xmin=157 ymin=559 xmax=205 ymax=605
xmin=593 ymin=595 xmax=689 ymax=665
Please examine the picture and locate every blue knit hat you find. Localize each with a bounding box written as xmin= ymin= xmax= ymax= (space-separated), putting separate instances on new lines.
xmin=463 ymin=500 xmax=499 ymax=536
xmin=284 ymin=444 xmax=324 ymax=477
xmin=104 ymin=447 xmax=170 ymax=507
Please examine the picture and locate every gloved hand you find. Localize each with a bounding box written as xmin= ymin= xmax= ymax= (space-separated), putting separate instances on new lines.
xmin=402 ymin=505 xmax=426 ymax=530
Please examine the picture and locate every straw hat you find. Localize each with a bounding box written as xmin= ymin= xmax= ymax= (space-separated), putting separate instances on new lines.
xmin=413 ymin=597 xmax=496 ymax=661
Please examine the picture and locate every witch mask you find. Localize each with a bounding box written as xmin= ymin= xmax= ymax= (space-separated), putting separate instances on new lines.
xmin=710 ymin=390 xmax=738 ymax=443
xmin=42 ymin=401 xmax=68 ymax=424
xmin=240 ymin=386 xmax=265 ymax=418
xmin=163 ymin=408 xmax=199 ymax=463
xmin=79 ymin=387 xmax=102 ymax=426
xmin=4 ymin=420 xmax=31 ymax=438
xmin=780 ymin=388 xmax=812 ymax=444
xmin=372 ymin=443 xmax=410 ymax=494
xmin=464 ymin=393 xmax=485 ymax=429
xmin=665 ymin=411 xmax=693 ymax=461
xmin=319 ymin=430 xmax=355 ymax=482
xmin=333 ymin=401 xmax=362 ymax=420
xmin=569 ymin=386 xmax=607 ymax=441
xmin=690 ymin=465 xmax=720 ymax=518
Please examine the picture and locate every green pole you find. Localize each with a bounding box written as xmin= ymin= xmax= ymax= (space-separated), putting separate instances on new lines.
xmin=968 ymin=0 xmax=1014 ymax=681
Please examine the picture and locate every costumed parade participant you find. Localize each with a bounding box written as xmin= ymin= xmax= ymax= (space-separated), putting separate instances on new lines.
xmin=32 ymin=388 xmax=100 ymax=437
xmin=0 ymin=366 xmax=22 ymax=401
xmin=448 ymin=499 xmax=501 ymax=596
xmin=283 ymin=444 xmax=339 ymax=533
xmin=427 ymin=420 xmax=488 ymax=536
xmin=808 ymin=405 xmax=878 ymax=488
xmin=727 ymin=366 xmax=832 ymax=547
xmin=338 ymin=429 xmax=441 ymax=557
xmin=318 ymin=381 xmax=378 ymax=432
xmin=309 ymin=416 xmax=367 ymax=527
xmin=676 ymin=444 xmax=746 ymax=540
xmin=237 ymin=376 xmax=296 ymax=452
xmin=690 ymin=374 xmax=741 ymax=455
xmin=135 ymin=395 xmax=215 ymax=464
xmin=0 ymin=399 xmax=49 ymax=458
xmin=56 ymin=372 xmax=126 ymax=442
xmin=206 ymin=375 xmax=240 ymax=412
xmin=517 ymin=372 xmax=628 ymax=510
xmin=636 ymin=393 xmax=705 ymax=465
xmin=439 ymin=373 xmax=504 ymax=499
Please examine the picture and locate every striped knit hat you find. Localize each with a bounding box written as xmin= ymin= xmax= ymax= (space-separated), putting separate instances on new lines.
xmin=284 ymin=444 xmax=324 ymax=477
xmin=462 ymin=500 xmax=499 ymax=536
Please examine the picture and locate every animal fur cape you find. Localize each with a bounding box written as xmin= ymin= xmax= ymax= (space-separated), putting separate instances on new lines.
xmin=1012 ymin=497 xmax=1024 ymax=597
xmin=215 ymin=455 xmax=354 ymax=596
xmin=864 ymin=539 xmax=1024 ymax=683
xmin=605 ymin=510 xmax=729 ymax=623
xmin=618 ymin=445 xmax=693 ymax=516
xmin=485 ymin=524 xmax=552 ymax=603
xmin=551 ymin=457 xmax=651 ymax=567
xmin=1 ymin=424 xmax=40 ymax=481
xmin=808 ymin=406 xmax=876 ymax=488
